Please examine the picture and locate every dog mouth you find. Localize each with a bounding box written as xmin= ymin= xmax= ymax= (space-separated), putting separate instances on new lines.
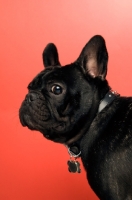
xmin=19 ymin=92 xmax=86 ymax=145
xmin=19 ymin=107 xmax=87 ymax=145
xmin=19 ymin=113 xmax=36 ymax=130
xmin=19 ymin=102 xmax=67 ymax=142
xmin=19 ymin=91 xmax=51 ymax=126
xmin=19 ymin=109 xmax=72 ymax=144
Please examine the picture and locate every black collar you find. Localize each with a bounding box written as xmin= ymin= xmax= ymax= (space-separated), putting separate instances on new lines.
xmin=98 ymin=90 xmax=119 ymax=113
xmin=66 ymin=90 xmax=120 ymax=158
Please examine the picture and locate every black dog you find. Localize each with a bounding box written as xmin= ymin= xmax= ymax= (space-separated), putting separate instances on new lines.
xmin=19 ymin=35 xmax=132 ymax=199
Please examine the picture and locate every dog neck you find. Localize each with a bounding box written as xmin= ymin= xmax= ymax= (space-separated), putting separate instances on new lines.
xmin=66 ymin=90 xmax=119 ymax=158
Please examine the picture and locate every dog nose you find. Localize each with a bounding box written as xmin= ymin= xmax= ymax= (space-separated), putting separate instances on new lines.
xmin=25 ymin=92 xmax=39 ymax=102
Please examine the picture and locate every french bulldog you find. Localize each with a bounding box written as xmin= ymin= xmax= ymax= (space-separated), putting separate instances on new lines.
xmin=19 ymin=35 xmax=132 ymax=200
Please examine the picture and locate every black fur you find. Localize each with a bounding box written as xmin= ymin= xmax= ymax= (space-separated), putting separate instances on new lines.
xmin=19 ymin=35 xmax=132 ymax=200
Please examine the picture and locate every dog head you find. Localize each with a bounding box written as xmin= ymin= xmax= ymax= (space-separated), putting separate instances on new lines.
xmin=19 ymin=35 xmax=108 ymax=145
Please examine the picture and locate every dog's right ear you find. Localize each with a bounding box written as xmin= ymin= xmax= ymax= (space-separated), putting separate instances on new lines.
xmin=42 ymin=43 xmax=61 ymax=68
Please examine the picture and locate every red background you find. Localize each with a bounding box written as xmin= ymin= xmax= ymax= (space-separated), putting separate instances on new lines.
xmin=0 ymin=1 xmax=132 ymax=200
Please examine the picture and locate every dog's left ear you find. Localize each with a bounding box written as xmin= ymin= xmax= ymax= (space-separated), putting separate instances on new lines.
xmin=42 ymin=43 xmax=61 ymax=68
xmin=77 ymin=35 xmax=108 ymax=80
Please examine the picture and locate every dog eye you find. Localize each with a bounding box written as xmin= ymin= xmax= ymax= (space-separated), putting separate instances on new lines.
xmin=51 ymin=85 xmax=63 ymax=95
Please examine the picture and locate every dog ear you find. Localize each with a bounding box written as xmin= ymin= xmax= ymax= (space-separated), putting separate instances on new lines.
xmin=77 ymin=35 xmax=108 ymax=80
xmin=42 ymin=43 xmax=61 ymax=67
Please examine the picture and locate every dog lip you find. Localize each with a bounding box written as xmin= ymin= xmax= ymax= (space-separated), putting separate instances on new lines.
xmin=20 ymin=114 xmax=36 ymax=130
xmin=19 ymin=115 xmax=27 ymax=127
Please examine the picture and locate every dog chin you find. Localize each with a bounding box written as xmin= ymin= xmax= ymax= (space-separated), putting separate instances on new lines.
xmin=42 ymin=129 xmax=84 ymax=145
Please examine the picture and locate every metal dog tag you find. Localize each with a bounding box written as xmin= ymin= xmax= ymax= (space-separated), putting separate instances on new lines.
xmin=66 ymin=145 xmax=81 ymax=173
xmin=67 ymin=160 xmax=81 ymax=173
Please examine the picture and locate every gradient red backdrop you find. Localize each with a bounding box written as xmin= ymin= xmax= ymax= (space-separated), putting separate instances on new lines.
xmin=1 ymin=1 xmax=132 ymax=200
